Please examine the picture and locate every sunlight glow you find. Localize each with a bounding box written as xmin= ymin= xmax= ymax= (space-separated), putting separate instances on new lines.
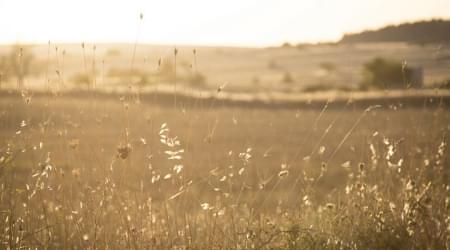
xmin=1 ymin=0 xmax=449 ymax=47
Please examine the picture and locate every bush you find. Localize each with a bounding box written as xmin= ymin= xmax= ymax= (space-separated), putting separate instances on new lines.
xmin=360 ymin=57 xmax=413 ymax=89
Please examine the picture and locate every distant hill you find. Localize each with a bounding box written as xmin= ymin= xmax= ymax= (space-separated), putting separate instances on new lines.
xmin=340 ymin=19 xmax=450 ymax=44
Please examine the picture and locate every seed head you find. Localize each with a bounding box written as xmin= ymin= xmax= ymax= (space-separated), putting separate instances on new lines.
xmin=71 ymin=168 xmax=81 ymax=178
xmin=68 ymin=139 xmax=79 ymax=150
xmin=117 ymin=144 xmax=132 ymax=160
xmin=358 ymin=162 xmax=365 ymax=172
xmin=321 ymin=162 xmax=327 ymax=171
xmin=278 ymin=170 xmax=289 ymax=178
xmin=325 ymin=203 xmax=335 ymax=210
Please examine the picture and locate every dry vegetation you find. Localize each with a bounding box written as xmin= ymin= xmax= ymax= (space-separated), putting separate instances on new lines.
xmin=0 ymin=88 xmax=449 ymax=249
xmin=1 ymin=42 xmax=450 ymax=93
xmin=0 ymin=35 xmax=449 ymax=249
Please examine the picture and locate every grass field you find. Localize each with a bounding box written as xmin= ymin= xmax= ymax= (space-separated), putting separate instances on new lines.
xmin=1 ymin=2 xmax=450 ymax=248
xmin=1 ymin=42 xmax=450 ymax=93
xmin=0 ymin=89 xmax=449 ymax=249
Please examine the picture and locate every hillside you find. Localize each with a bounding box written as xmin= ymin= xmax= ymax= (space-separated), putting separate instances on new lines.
xmin=340 ymin=19 xmax=450 ymax=44
xmin=2 ymin=42 xmax=450 ymax=93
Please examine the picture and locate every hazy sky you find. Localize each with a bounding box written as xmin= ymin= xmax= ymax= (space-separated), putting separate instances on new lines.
xmin=1 ymin=0 xmax=449 ymax=47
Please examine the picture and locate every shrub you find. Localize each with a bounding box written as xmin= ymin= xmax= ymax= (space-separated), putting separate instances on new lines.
xmin=360 ymin=57 xmax=413 ymax=89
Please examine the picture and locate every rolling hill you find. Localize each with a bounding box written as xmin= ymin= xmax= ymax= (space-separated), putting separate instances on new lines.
xmin=340 ymin=19 xmax=450 ymax=44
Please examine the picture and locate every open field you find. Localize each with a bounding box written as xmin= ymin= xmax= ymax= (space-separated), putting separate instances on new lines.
xmin=1 ymin=42 xmax=450 ymax=93
xmin=1 ymin=2 xmax=450 ymax=249
xmin=0 ymin=90 xmax=449 ymax=249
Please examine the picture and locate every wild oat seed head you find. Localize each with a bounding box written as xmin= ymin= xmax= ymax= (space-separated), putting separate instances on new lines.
xmin=326 ymin=203 xmax=335 ymax=210
xmin=321 ymin=162 xmax=327 ymax=171
xmin=359 ymin=162 xmax=365 ymax=172
xmin=117 ymin=144 xmax=132 ymax=160
xmin=278 ymin=170 xmax=289 ymax=178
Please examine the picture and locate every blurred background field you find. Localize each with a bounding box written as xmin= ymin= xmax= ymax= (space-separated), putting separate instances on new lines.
xmin=1 ymin=41 xmax=450 ymax=94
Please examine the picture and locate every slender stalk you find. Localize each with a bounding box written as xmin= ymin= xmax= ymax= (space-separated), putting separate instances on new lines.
xmin=174 ymin=47 xmax=178 ymax=109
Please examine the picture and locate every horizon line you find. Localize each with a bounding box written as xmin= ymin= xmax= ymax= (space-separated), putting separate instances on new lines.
xmin=1 ymin=17 xmax=448 ymax=49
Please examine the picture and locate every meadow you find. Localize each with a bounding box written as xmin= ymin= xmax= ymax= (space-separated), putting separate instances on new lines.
xmin=0 ymin=40 xmax=449 ymax=249
xmin=0 ymin=87 xmax=449 ymax=249
xmin=1 ymin=42 xmax=450 ymax=93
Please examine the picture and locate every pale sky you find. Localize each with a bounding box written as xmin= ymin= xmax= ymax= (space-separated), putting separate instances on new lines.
xmin=0 ymin=0 xmax=449 ymax=47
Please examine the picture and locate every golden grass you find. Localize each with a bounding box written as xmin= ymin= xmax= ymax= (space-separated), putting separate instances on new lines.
xmin=0 ymin=90 xmax=449 ymax=249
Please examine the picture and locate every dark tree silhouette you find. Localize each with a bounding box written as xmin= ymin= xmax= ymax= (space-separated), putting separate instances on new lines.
xmin=341 ymin=19 xmax=450 ymax=45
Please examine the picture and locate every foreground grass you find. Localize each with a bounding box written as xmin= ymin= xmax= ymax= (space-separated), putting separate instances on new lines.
xmin=0 ymin=91 xmax=449 ymax=249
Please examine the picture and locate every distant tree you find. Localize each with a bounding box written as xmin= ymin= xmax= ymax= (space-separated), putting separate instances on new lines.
xmin=341 ymin=19 xmax=450 ymax=45
xmin=360 ymin=58 xmax=413 ymax=89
